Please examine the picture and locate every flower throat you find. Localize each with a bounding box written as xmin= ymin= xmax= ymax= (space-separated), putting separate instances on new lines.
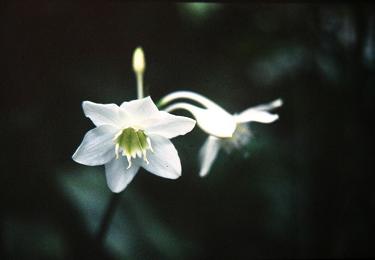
xmin=114 ymin=128 xmax=153 ymax=168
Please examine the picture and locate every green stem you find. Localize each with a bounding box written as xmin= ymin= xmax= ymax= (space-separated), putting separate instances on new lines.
xmin=136 ymin=73 xmax=144 ymax=99
xmin=96 ymin=193 xmax=121 ymax=247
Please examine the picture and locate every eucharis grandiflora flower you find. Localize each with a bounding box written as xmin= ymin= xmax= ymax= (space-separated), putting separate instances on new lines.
xmin=72 ymin=96 xmax=196 ymax=193
xmin=159 ymin=91 xmax=282 ymax=177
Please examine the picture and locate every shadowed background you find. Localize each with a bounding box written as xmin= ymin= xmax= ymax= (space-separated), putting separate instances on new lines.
xmin=1 ymin=2 xmax=374 ymax=259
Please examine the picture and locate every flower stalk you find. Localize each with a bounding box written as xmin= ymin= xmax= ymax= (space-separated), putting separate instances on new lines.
xmin=95 ymin=193 xmax=121 ymax=247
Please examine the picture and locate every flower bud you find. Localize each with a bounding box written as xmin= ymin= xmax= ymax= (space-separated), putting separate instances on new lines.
xmin=132 ymin=47 xmax=145 ymax=74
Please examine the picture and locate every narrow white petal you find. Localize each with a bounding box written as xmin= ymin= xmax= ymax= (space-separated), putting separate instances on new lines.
xmin=199 ymin=136 xmax=221 ymax=177
xmin=82 ymin=101 xmax=123 ymax=127
xmin=142 ymin=111 xmax=196 ymax=139
xmin=234 ymin=109 xmax=279 ymax=124
xmin=141 ymin=135 xmax=181 ymax=179
xmin=72 ymin=125 xmax=118 ymax=166
xmin=164 ymin=102 xmax=236 ymax=138
xmin=250 ymin=98 xmax=283 ymax=111
xmin=120 ymin=96 xmax=159 ymax=122
xmin=105 ymin=157 xmax=140 ymax=193
xmin=159 ymin=90 xmax=228 ymax=112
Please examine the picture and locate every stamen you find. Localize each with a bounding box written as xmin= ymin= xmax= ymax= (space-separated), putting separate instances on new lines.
xmin=126 ymin=155 xmax=132 ymax=169
xmin=147 ymin=138 xmax=154 ymax=153
xmin=115 ymin=143 xmax=120 ymax=159
xmin=142 ymin=150 xmax=149 ymax=164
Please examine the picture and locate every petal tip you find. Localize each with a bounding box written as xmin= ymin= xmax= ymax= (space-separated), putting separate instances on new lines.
xmin=81 ymin=100 xmax=93 ymax=110
xmin=71 ymin=150 xmax=85 ymax=165
xmin=273 ymin=99 xmax=283 ymax=107
xmin=186 ymin=118 xmax=197 ymax=131
xmin=108 ymin=185 xmax=125 ymax=193
xmin=170 ymin=173 xmax=181 ymax=179
xmin=163 ymin=168 xmax=181 ymax=179
xmin=199 ymin=171 xmax=209 ymax=178
xmin=272 ymin=114 xmax=280 ymax=122
xmin=142 ymin=96 xmax=154 ymax=104
xmin=71 ymin=152 xmax=78 ymax=161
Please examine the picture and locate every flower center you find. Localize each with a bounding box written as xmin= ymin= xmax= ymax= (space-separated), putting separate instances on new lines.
xmin=113 ymin=128 xmax=153 ymax=168
xmin=222 ymin=123 xmax=252 ymax=153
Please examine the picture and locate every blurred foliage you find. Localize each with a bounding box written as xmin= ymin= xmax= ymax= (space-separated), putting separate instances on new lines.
xmin=57 ymin=167 xmax=194 ymax=259
xmin=2 ymin=2 xmax=374 ymax=259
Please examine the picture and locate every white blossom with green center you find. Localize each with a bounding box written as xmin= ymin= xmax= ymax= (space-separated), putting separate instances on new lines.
xmin=159 ymin=91 xmax=282 ymax=177
xmin=72 ymin=96 xmax=196 ymax=193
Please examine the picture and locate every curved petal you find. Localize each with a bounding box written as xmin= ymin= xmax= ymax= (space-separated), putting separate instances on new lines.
xmin=143 ymin=111 xmax=196 ymax=139
xmin=82 ymin=101 xmax=123 ymax=127
xmin=120 ymin=96 xmax=159 ymax=123
xmin=234 ymin=109 xmax=279 ymax=124
xmin=159 ymin=91 xmax=228 ymax=112
xmin=105 ymin=157 xmax=140 ymax=193
xmin=72 ymin=125 xmax=117 ymax=166
xmin=164 ymin=102 xmax=236 ymax=138
xmin=141 ymin=135 xmax=181 ymax=179
xmin=199 ymin=136 xmax=221 ymax=177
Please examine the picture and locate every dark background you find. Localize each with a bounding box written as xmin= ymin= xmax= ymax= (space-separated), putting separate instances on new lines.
xmin=2 ymin=2 xmax=374 ymax=259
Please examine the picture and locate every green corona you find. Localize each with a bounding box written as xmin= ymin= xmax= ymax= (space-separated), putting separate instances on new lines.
xmin=114 ymin=128 xmax=153 ymax=168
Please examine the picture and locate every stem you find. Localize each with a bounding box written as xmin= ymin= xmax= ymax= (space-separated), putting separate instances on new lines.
xmin=96 ymin=193 xmax=121 ymax=246
xmin=136 ymin=72 xmax=144 ymax=99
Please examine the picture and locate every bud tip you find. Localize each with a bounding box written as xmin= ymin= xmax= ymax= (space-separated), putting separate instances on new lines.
xmin=133 ymin=47 xmax=145 ymax=74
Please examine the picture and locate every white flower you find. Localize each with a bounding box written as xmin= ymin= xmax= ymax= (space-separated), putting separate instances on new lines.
xmin=72 ymin=96 xmax=196 ymax=193
xmin=159 ymin=91 xmax=237 ymax=138
xmin=160 ymin=91 xmax=282 ymax=177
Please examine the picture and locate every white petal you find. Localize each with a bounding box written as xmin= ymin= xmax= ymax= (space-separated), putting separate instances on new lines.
xmin=141 ymin=135 xmax=181 ymax=179
xmin=199 ymin=136 xmax=221 ymax=177
xmin=250 ymin=98 xmax=283 ymax=111
xmin=72 ymin=125 xmax=117 ymax=166
xmin=105 ymin=157 xmax=140 ymax=193
xmin=82 ymin=101 xmax=123 ymax=127
xmin=159 ymin=91 xmax=228 ymax=112
xmin=120 ymin=96 xmax=159 ymax=122
xmin=142 ymin=111 xmax=196 ymax=139
xmin=234 ymin=109 xmax=279 ymax=124
xmin=164 ymin=102 xmax=236 ymax=138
